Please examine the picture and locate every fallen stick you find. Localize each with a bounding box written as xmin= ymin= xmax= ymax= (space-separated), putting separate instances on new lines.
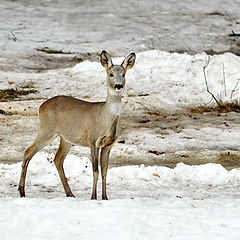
xmin=228 ymin=31 xmax=240 ymax=37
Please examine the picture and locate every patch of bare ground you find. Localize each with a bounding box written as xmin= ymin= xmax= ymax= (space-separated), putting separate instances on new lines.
xmin=0 ymin=51 xmax=99 ymax=72
xmin=0 ymin=82 xmax=38 ymax=102
xmin=0 ymin=88 xmax=38 ymax=102
xmin=217 ymin=151 xmax=240 ymax=169
xmin=1 ymin=99 xmax=240 ymax=169
xmin=119 ymin=107 xmax=240 ymax=169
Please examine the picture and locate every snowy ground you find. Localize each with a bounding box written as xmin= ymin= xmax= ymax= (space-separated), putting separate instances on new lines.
xmin=1 ymin=1 xmax=240 ymax=239
xmin=1 ymin=152 xmax=240 ymax=239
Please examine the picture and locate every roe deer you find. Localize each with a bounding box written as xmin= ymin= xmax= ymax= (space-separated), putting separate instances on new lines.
xmin=18 ymin=50 xmax=136 ymax=200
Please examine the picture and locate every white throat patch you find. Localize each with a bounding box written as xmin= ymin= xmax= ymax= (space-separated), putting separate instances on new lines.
xmin=110 ymin=102 xmax=121 ymax=117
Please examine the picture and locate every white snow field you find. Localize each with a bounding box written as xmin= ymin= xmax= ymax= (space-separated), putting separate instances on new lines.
xmin=1 ymin=50 xmax=240 ymax=239
xmin=0 ymin=152 xmax=240 ymax=240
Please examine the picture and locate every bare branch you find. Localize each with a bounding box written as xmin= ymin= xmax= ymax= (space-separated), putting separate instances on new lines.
xmin=144 ymin=39 xmax=155 ymax=50
xmin=203 ymin=56 xmax=220 ymax=105
xmin=205 ymin=96 xmax=214 ymax=106
xmin=228 ymin=30 xmax=240 ymax=37
xmin=230 ymin=79 xmax=240 ymax=100
xmin=135 ymin=101 xmax=150 ymax=110
xmin=10 ymin=30 xmax=17 ymax=42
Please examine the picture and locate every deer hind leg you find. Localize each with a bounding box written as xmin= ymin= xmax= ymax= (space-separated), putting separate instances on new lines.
xmin=18 ymin=128 xmax=57 ymax=197
xmin=90 ymin=145 xmax=100 ymax=200
xmin=100 ymin=147 xmax=111 ymax=200
xmin=53 ymin=137 xmax=74 ymax=197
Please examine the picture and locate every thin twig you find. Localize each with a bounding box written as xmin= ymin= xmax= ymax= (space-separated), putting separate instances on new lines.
xmin=135 ymin=101 xmax=150 ymax=110
xmin=205 ymin=96 xmax=214 ymax=106
xmin=145 ymin=39 xmax=155 ymax=50
xmin=35 ymin=47 xmax=74 ymax=54
xmin=230 ymin=79 xmax=240 ymax=100
xmin=222 ymin=64 xmax=226 ymax=97
xmin=10 ymin=30 xmax=17 ymax=42
xmin=203 ymin=56 xmax=220 ymax=105
xmin=228 ymin=30 xmax=240 ymax=37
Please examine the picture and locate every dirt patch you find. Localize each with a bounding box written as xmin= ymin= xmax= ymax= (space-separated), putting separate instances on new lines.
xmin=1 ymin=99 xmax=240 ymax=170
xmin=0 ymin=52 xmax=99 ymax=72
xmin=217 ymin=151 xmax=240 ymax=168
xmin=0 ymin=88 xmax=38 ymax=102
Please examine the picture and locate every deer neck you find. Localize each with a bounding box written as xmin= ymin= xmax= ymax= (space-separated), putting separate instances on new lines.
xmin=104 ymin=89 xmax=122 ymax=121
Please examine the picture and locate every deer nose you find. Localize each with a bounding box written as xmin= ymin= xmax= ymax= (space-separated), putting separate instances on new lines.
xmin=114 ymin=84 xmax=123 ymax=90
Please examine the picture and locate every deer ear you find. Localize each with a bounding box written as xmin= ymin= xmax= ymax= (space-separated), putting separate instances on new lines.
xmin=100 ymin=50 xmax=113 ymax=69
xmin=121 ymin=52 xmax=136 ymax=71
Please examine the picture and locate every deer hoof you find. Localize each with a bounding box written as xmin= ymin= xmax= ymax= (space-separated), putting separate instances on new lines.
xmin=18 ymin=186 xmax=26 ymax=197
xmin=66 ymin=192 xmax=75 ymax=198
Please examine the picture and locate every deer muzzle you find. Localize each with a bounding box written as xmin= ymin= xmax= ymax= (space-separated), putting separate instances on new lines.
xmin=114 ymin=84 xmax=123 ymax=91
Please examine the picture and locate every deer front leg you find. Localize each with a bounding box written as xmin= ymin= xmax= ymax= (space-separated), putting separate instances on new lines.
xmin=100 ymin=147 xmax=111 ymax=200
xmin=90 ymin=145 xmax=100 ymax=200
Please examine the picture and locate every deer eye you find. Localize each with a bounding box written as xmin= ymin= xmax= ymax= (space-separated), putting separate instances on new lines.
xmin=110 ymin=73 xmax=114 ymax=77
xmin=122 ymin=73 xmax=125 ymax=77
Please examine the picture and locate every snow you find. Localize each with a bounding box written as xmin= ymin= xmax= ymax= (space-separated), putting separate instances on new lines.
xmin=1 ymin=152 xmax=240 ymax=240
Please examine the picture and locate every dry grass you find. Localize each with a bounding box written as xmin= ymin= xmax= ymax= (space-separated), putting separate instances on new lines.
xmin=0 ymin=82 xmax=38 ymax=102
xmin=35 ymin=47 xmax=74 ymax=55
xmin=0 ymin=88 xmax=38 ymax=101
xmin=191 ymin=101 xmax=240 ymax=114
xmin=145 ymin=110 xmax=163 ymax=116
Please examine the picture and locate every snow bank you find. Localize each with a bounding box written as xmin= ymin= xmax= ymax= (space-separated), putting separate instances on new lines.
xmin=2 ymin=152 xmax=240 ymax=196
xmin=2 ymin=50 xmax=240 ymax=111
xmin=65 ymin=50 xmax=240 ymax=109
xmin=0 ymin=152 xmax=240 ymax=239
